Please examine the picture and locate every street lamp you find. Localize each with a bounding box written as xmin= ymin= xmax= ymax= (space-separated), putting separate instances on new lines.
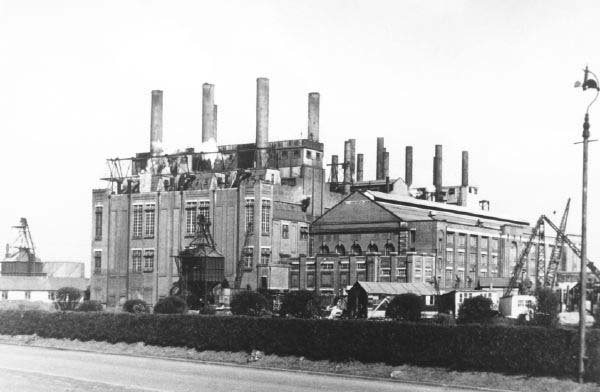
xmin=575 ymin=66 xmax=598 ymax=383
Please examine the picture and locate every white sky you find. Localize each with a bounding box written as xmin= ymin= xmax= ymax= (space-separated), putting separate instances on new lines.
xmin=1 ymin=0 xmax=599 ymax=269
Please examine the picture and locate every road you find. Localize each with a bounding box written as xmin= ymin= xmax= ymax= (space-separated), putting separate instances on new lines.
xmin=0 ymin=344 xmax=473 ymax=392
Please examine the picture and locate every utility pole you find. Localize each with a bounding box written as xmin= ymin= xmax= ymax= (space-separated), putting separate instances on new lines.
xmin=576 ymin=65 xmax=598 ymax=383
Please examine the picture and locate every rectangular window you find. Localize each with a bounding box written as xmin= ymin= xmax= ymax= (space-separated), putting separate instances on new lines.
xmin=490 ymin=254 xmax=498 ymax=277
xmin=281 ymin=151 xmax=288 ymax=159
xmin=132 ymin=205 xmax=143 ymax=238
xmin=456 ymin=252 xmax=465 ymax=270
xmin=469 ymin=253 xmax=477 ymax=272
xmin=198 ymin=201 xmax=210 ymax=222
xmin=1 ymin=291 xmax=7 ymax=300
xmin=356 ymin=262 xmax=366 ymax=270
xmin=458 ymin=234 xmax=467 ymax=249
xmin=185 ymin=202 xmax=198 ymax=235
xmin=144 ymin=249 xmax=154 ymax=272
xmin=260 ymin=248 xmax=271 ymax=264
xmin=132 ymin=249 xmax=142 ymax=272
xmin=25 ymin=291 xmax=31 ymax=300
xmin=282 ymin=224 xmax=289 ymax=239
xmin=446 ymin=232 xmax=455 ymax=247
xmin=446 ymin=250 xmax=454 ymax=264
xmin=94 ymin=206 xmax=103 ymax=240
xmin=306 ymin=263 xmax=316 ymax=271
xmin=321 ymin=273 xmax=333 ymax=287
xmin=245 ymin=199 xmax=254 ymax=234
xmin=321 ymin=262 xmax=334 ymax=270
xmin=410 ymin=230 xmax=416 ymax=243
xmin=300 ymin=226 xmax=308 ymax=240
xmin=491 ymin=238 xmax=499 ymax=252
xmin=293 ymin=150 xmax=300 ymax=158
xmin=48 ymin=291 xmax=55 ymax=301
xmin=144 ymin=204 xmax=155 ymax=238
xmin=469 ymin=236 xmax=477 ymax=251
xmin=94 ymin=250 xmax=102 ymax=274
xmin=261 ymin=199 xmax=271 ymax=235
xmin=306 ymin=150 xmax=312 ymax=159
xmin=340 ymin=262 xmax=349 ymax=270
xmin=481 ymin=237 xmax=489 ymax=250
xmin=243 ymin=247 xmax=254 ymax=269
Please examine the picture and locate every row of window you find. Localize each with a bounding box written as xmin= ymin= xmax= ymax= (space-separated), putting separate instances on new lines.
xmin=317 ymin=241 xmax=396 ymax=256
xmin=446 ymin=232 xmax=499 ymax=251
xmin=242 ymin=247 xmax=271 ymax=268
xmin=1 ymin=291 xmax=55 ymax=300
xmin=279 ymin=150 xmax=321 ymax=160
xmin=93 ymin=249 xmax=155 ymax=274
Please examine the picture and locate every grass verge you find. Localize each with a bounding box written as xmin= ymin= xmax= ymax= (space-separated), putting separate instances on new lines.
xmin=0 ymin=334 xmax=597 ymax=392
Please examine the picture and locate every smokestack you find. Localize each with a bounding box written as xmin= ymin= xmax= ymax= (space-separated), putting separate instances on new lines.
xmin=344 ymin=141 xmax=352 ymax=184
xmin=202 ymin=83 xmax=216 ymax=143
xmin=331 ymin=155 xmax=339 ymax=183
xmin=213 ymin=105 xmax=218 ymax=141
xmin=462 ymin=150 xmax=469 ymax=187
xmin=349 ymin=139 xmax=356 ymax=181
xmin=383 ymin=151 xmax=389 ymax=180
xmin=434 ymin=144 xmax=443 ymax=201
xmin=150 ymin=90 xmax=163 ymax=155
xmin=405 ymin=146 xmax=413 ymax=187
xmin=5 ymin=243 xmax=9 ymax=258
xmin=256 ymin=77 xmax=270 ymax=168
xmin=376 ymin=137 xmax=384 ymax=180
xmin=356 ymin=153 xmax=364 ymax=182
xmin=308 ymin=92 xmax=320 ymax=141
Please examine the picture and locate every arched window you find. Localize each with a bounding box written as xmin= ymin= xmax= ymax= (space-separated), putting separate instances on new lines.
xmin=350 ymin=241 xmax=362 ymax=256
xmin=318 ymin=243 xmax=330 ymax=254
xmin=367 ymin=241 xmax=378 ymax=253
xmin=384 ymin=241 xmax=395 ymax=255
xmin=335 ymin=242 xmax=346 ymax=255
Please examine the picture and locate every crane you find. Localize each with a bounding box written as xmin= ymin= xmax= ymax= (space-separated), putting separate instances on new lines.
xmin=504 ymin=210 xmax=600 ymax=298
xmin=544 ymin=199 xmax=571 ymax=288
xmin=233 ymin=230 xmax=251 ymax=290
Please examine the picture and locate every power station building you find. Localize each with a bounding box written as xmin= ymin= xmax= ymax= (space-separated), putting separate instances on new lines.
xmin=90 ymin=78 xmax=582 ymax=307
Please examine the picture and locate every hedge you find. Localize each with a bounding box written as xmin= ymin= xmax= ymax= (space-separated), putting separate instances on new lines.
xmin=0 ymin=310 xmax=598 ymax=382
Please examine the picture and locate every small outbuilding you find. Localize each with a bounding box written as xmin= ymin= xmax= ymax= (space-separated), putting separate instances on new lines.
xmin=346 ymin=281 xmax=437 ymax=318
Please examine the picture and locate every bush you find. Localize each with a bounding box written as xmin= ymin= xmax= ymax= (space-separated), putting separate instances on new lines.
xmin=123 ymin=299 xmax=149 ymax=314
xmin=76 ymin=300 xmax=103 ymax=312
xmin=458 ymin=296 xmax=495 ymax=324
xmin=0 ymin=310 xmax=599 ymax=382
xmin=153 ymin=296 xmax=187 ymax=314
xmin=434 ymin=312 xmax=456 ymax=326
xmin=230 ymin=291 xmax=269 ymax=317
xmin=55 ymin=287 xmax=82 ymax=311
xmin=0 ymin=300 xmax=57 ymax=312
xmin=199 ymin=304 xmax=217 ymax=315
xmin=385 ymin=294 xmax=422 ymax=322
xmin=533 ymin=287 xmax=560 ymax=327
xmin=279 ymin=290 xmax=321 ymax=319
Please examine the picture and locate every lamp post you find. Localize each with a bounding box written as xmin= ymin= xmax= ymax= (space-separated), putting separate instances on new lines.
xmin=576 ymin=66 xmax=598 ymax=383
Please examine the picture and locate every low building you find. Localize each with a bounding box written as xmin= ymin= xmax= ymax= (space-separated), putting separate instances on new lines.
xmin=438 ymin=289 xmax=501 ymax=317
xmin=346 ymin=281 xmax=437 ymax=318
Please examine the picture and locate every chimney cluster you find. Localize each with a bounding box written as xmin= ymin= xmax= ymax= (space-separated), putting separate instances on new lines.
xmin=147 ymin=78 xmax=321 ymax=171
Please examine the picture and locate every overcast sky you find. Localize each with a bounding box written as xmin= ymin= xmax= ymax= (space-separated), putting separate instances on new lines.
xmin=1 ymin=0 xmax=599 ymax=270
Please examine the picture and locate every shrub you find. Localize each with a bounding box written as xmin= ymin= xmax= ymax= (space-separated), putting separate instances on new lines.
xmin=153 ymin=296 xmax=187 ymax=314
xmin=434 ymin=312 xmax=456 ymax=326
xmin=123 ymin=299 xmax=149 ymax=314
xmin=0 ymin=310 xmax=599 ymax=382
xmin=385 ymin=294 xmax=422 ymax=321
xmin=55 ymin=287 xmax=82 ymax=311
xmin=76 ymin=300 xmax=103 ymax=312
xmin=458 ymin=296 xmax=495 ymax=324
xmin=230 ymin=290 xmax=269 ymax=317
xmin=279 ymin=290 xmax=321 ymax=319
xmin=0 ymin=300 xmax=57 ymax=312
xmin=533 ymin=287 xmax=560 ymax=327
xmin=199 ymin=304 xmax=217 ymax=315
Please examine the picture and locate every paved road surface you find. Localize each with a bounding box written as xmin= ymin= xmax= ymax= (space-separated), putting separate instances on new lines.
xmin=0 ymin=344 xmax=472 ymax=392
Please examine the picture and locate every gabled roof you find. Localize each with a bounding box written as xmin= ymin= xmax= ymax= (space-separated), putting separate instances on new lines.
xmin=365 ymin=191 xmax=529 ymax=226
xmin=354 ymin=281 xmax=437 ymax=296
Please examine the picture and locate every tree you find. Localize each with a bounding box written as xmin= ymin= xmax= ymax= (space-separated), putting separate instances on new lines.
xmin=230 ymin=290 xmax=269 ymax=317
xmin=153 ymin=296 xmax=187 ymax=314
xmin=458 ymin=296 xmax=495 ymax=324
xmin=55 ymin=287 xmax=82 ymax=311
xmin=123 ymin=299 xmax=149 ymax=314
xmin=385 ymin=294 xmax=423 ymax=321
xmin=279 ymin=290 xmax=322 ymax=319
xmin=533 ymin=287 xmax=560 ymax=327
